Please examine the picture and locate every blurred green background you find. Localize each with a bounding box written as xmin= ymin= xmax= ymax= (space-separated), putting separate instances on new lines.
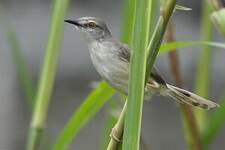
xmin=0 ymin=0 xmax=225 ymax=149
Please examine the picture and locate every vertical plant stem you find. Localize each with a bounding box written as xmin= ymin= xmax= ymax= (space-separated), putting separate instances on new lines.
xmin=122 ymin=0 xmax=153 ymax=149
xmin=123 ymin=1 xmax=176 ymax=150
xmin=202 ymin=0 xmax=225 ymax=147
xmin=121 ymin=0 xmax=136 ymax=45
xmin=105 ymin=0 xmax=137 ymax=149
xmin=166 ymin=21 xmax=203 ymax=150
xmin=106 ymin=0 xmax=149 ymax=149
xmin=145 ymin=0 xmax=176 ymax=77
xmin=107 ymin=101 xmax=127 ymax=150
xmin=195 ymin=0 xmax=213 ymax=131
xmin=26 ymin=0 xmax=70 ymax=149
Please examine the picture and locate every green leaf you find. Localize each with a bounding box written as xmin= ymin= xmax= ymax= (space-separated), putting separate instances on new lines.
xmin=195 ymin=1 xmax=213 ymax=132
xmin=26 ymin=0 xmax=70 ymax=149
xmin=123 ymin=0 xmax=176 ymax=149
xmin=121 ymin=0 xmax=136 ymax=45
xmin=160 ymin=41 xmax=225 ymax=53
xmin=52 ymin=82 xmax=115 ymax=150
xmin=123 ymin=0 xmax=154 ymax=149
xmin=145 ymin=0 xmax=176 ymax=78
xmin=202 ymin=94 xmax=225 ymax=146
xmin=7 ymin=29 xmax=35 ymax=109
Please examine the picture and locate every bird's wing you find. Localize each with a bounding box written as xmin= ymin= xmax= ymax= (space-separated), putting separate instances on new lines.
xmin=112 ymin=38 xmax=167 ymax=86
xmin=104 ymin=38 xmax=130 ymax=62
xmin=150 ymin=67 xmax=167 ymax=86
xmin=115 ymin=41 xmax=131 ymax=62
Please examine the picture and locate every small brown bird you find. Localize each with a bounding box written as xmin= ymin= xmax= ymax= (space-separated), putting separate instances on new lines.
xmin=65 ymin=17 xmax=219 ymax=109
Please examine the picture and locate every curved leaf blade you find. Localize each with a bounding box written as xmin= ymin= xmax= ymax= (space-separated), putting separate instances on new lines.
xmin=52 ymin=82 xmax=115 ymax=150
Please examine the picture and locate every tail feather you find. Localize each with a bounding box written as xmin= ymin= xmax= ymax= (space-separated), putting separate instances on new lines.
xmin=165 ymin=84 xmax=219 ymax=109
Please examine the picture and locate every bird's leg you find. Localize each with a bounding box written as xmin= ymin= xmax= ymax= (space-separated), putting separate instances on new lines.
xmin=146 ymin=80 xmax=160 ymax=89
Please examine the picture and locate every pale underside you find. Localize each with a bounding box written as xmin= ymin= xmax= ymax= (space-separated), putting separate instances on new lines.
xmin=88 ymin=38 xmax=165 ymax=99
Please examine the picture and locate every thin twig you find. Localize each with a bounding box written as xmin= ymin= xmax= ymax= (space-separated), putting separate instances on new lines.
xmin=165 ymin=21 xmax=203 ymax=150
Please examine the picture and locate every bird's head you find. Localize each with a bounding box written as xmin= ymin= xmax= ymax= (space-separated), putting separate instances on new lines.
xmin=65 ymin=17 xmax=111 ymax=40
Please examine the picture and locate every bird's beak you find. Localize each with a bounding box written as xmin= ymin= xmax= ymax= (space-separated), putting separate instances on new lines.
xmin=64 ymin=19 xmax=83 ymax=27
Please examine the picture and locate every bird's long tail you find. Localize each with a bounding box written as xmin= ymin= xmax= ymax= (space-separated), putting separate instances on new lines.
xmin=164 ymin=84 xmax=219 ymax=109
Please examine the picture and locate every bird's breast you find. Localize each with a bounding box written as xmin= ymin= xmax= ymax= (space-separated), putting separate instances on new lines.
xmin=88 ymin=41 xmax=129 ymax=93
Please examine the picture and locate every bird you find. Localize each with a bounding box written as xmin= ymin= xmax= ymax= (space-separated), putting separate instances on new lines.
xmin=65 ymin=16 xmax=219 ymax=109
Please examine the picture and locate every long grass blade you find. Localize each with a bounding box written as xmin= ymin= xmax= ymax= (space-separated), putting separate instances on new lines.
xmin=7 ymin=29 xmax=35 ymax=109
xmin=106 ymin=0 xmax=137 ymax=149
xmin=123 ymin=1 xmax=176 ymax=149
xmin=121 ymin=0 xmax=136 ymax=45
xmin=160 ymin=41 xmax=225 ymax=53
xmin=26 ymin=0 xmax=70 ymax=149
xmin=122 ymin=0 xmax=152 ymax=149
xmin=52 ymin=82 xmax=115 ymax=150
xmin=194 ymin=0 xmax=213 ymax=132
xmin=145 ymin=0 xmax=176 ymax=77
xmin=102 ymin=0 xmax=137 ymax=148
xmin=202 ymin=0 xmax=225 ymax=147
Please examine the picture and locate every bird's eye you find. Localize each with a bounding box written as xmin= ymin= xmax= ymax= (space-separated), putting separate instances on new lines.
xmin=87 ymin=22 xmax=96 ymax=28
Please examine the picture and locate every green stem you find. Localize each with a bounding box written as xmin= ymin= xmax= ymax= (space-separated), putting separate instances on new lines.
xmin=202 ymin=0 xmax=225 ymax=147
xmin=194 ymin=0 xmax=213 ymax=132
xmin=121 ymin=0 xmax=136 ymax=45
xmin=122 ymin=0 xmax=152 ymax=149
xmin=123 ymin=0 xmax=176 ymax=150
xmin=107 ymin=101 xmax=127 ymax=150
xmin=26 ymin=0 xmax=70 ymax=149
xmin=146 ymin=0 xmax=176 ymax=78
